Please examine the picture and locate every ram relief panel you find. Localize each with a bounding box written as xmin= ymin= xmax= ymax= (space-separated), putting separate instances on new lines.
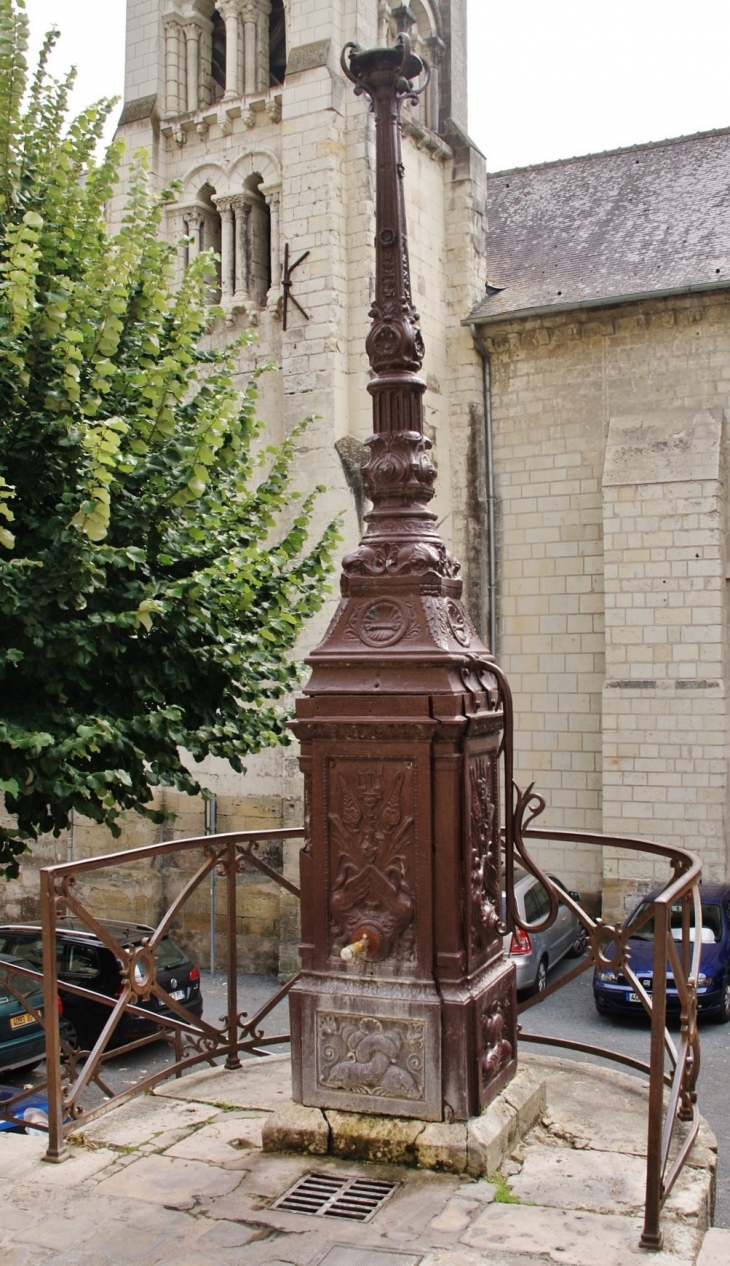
xmin=326 ymin=757 xmax=418 ymax=964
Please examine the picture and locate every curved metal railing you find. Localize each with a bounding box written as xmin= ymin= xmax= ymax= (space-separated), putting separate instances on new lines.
xmin=491 ymin=661 xmax=702 ymax=1250
xmin=0 ymin=667 xmax=704 ymax=1250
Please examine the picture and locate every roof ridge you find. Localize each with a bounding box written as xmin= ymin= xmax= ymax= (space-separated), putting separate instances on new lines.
xmin=489 ymin=123 xmax=730 ymax=178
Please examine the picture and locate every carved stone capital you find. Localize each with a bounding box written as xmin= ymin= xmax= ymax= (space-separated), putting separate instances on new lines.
xmin=215 ymin=0 xmax=242 ymax=19
xmin=212 ymin=194 xmax=235 ymax=218
xmin=425 ymin=34 xmax=446 ymax=65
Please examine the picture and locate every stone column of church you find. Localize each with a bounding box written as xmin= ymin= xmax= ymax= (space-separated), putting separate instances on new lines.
xmin=199 ymin=15 xmax=213 ymax=107
xmin=164 ymin=20 xmax=181 ymax=117
xmin=215 ymin=199 xmax=235 ymax=300
xmin=256 ymin=0 xmax=272 ymax=92
xmin=425 ymin=36 xmax=445 ymax=132
xmin=216 ymin=0 xmax=241 ymax=100
xmin=233 ymin=198 xmax=251 ymax=301
xmin=184 ymin=23 xmax=200 ymax=113
xmin=242 ymin=2 xmax=258 ymax=96
xmin=186 ymin=210 xmax=203 ymax=260
xmin=262 ymin=183 xmax=281 ymax=306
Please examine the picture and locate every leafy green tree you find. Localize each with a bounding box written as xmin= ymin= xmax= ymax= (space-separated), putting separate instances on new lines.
xmin=0 ymin=1 xmax=339 ymax=877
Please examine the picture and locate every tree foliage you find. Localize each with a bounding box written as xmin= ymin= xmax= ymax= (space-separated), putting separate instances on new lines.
xmin=0 ymin=1 xmax=339 ymax=876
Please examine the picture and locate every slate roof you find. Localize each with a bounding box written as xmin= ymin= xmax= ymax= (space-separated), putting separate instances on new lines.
xmin=469 ymin=127 xmax=730 ymax=324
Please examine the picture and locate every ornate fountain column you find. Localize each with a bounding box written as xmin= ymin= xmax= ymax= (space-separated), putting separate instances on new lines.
xmin=289 ymin=35 xmax=517 ymax=1123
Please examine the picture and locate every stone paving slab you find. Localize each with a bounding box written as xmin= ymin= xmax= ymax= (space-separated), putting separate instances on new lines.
xmin=163 ymin=1111 xmax=268 ymax=1163
xmin=81 ymin=1093 xmax=219 ymax=1148
xmin=509 ymin=1144 xmax=648 ymax=1213
xmin=153 ymin=1052 xmax=293 ymax=1110
xmin=95 ymin=1150 xmax=246 ymax=1207
xmin=0 ymin=1053 xmax=720 ymax=1265
xmin=697 ymin=1227 xmax=730 ymax=1265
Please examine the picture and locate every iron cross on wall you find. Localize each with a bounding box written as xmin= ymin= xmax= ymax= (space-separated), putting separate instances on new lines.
xmin=281 ymin=243 xmax=310 ymax=331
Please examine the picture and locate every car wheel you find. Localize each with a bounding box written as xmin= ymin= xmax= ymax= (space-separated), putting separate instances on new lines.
xmin=530 ymin=957 xmax=548 ymax=997
xmin=60 ymin=1021 xmax=87 ymax=1058
xmin=566 ymin=926 xmax=588 ymax=958
xmin=711 ymin=976 xmax=730 ymax=1024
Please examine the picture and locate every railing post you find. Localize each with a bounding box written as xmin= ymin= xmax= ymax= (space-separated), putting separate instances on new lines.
xmin=225 ymin=840 xmax=241 ymax=1069
xmin=40 ymin=868 xmax=67 ymax=1162
xmin=641 ymin=899 xmax=667 ymax=1249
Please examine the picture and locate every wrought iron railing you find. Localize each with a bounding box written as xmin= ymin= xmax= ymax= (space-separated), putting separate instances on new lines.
xmin=0 ymin=790 xmax=702 ymax=1250
xmin=490 ymin=662 xmax=703 ymax=1251
xmin=0 ymin=830 xmax=303 ymax=1152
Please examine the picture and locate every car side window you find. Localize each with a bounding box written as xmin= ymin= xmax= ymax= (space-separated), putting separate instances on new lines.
xmin=524 ymin=883 xmax=550 ymax=923
xmin=66 ymin=944 xmax=100 ymax=977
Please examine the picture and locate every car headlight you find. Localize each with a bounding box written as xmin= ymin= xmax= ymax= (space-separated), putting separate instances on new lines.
xmin=23 ymin=1107 xmax=49 ymax=1136
xmin=697 ymin=974 xmax=712 ymax=986
xmin=596 ymin=970 xmax=617 ymax=983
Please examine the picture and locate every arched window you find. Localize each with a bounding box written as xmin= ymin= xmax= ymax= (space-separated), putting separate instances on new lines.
xmin=382 ymin=2 xmax=443 ymax=133
xmin=269 ymin=0 xmax=286 ymax=86
xmin=211 ymin=10 xmax=226 ymax=99
xmin=197 ymin=183 xmax=223 ymax=301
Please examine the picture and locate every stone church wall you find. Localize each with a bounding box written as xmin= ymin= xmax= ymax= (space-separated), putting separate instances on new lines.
xmin=477 ymin=290 xmax=730 ymax=913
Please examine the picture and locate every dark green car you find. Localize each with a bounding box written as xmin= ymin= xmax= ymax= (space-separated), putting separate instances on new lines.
xmin=0 ymin=955 xmax=48 ymax=1074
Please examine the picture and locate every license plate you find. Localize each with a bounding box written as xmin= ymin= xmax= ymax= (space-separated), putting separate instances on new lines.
xmin=628 ymin=992 xmax=641 ymax=1003
xmin=169 ymin=989 xmax=186 ymax=1002
xmin=10 ymin=1012 xmax=36 ymax=1029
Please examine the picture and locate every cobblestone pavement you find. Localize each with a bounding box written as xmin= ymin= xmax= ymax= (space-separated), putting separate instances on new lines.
xmin=0 ymin=1053 xmax=720 ymax=1266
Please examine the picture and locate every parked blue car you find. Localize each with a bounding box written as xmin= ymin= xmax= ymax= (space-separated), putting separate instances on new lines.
xmin=0 ymin=1084 xmax=53 ymax=1134
xmin=593 ymin=883 xmax=730 ymax=1023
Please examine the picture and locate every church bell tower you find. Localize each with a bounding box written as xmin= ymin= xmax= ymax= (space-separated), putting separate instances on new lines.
xmin=115 ymin=0 xmax=492 ymax=1004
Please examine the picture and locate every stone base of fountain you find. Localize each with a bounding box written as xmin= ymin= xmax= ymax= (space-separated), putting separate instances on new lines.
xmin=262 ymin=1062 xmax=546 ymax=1176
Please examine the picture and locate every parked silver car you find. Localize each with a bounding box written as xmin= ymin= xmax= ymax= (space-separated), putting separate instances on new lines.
xmin=503 ymin=867 xmax=587 ymax=996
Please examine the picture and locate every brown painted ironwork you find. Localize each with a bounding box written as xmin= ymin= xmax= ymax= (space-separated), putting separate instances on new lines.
xmin=288 ymin=30 xmax=513 ymax=1127
xmin=11 ymin=828 xmax=303 ymax=1160
xmin=281 ymin=242 xmax=310 ymax=331
xmin=0 ymin=807 xmax=703 ymax=1248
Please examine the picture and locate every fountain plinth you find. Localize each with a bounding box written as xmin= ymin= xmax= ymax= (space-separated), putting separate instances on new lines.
xmin=289 ymin=35 xmax=517 ymax=1122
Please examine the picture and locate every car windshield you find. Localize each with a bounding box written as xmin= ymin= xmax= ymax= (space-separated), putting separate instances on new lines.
xmin=154 ymin=938 xmax=188 ymax=970
xmin=628 ymin=901 xmax=723 ymax=944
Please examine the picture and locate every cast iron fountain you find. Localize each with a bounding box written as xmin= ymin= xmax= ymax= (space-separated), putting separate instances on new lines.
xmin=289 ymin=33 xmax=517 ymax=1122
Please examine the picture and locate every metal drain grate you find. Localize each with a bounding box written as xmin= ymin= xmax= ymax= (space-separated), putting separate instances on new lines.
xmin=273 ymin=1172 xmax=399 ymax=1223
xmin=315 ymin=1248 xmax=422 ymax=1266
